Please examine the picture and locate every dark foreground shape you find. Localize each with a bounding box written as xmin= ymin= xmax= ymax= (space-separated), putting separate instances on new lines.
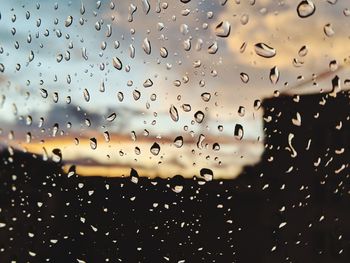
xmin=0 ymin=92 xmax=349 ymax=262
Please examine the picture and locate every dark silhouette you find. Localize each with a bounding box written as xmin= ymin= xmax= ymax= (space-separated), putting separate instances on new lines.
xmin=0 ymin=91 xmax=349 ymax=262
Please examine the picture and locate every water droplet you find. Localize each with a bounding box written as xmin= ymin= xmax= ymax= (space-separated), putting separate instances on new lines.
xmin=182 ymin=104 xmax=191 ymax=112
xmin=40 ymin=89 xmax=48 ymax=98
xmin=324 ymin=23 xmax=335 ymax=37
xmin=169 ymin=105 xmax=179 ymax=122
xmin=240 ymin=72 xmax=249 ymax=83
xmin=297 ymin=0 xmax=316 ymax=18
xmin=201 ymin=92 xmax=211 ymax=102
xmin=254 ymin=43 xmax=276 ymax=58
xmin=234 ymin=124 xmax=244 ymax=140
xmin=143 ymin=79 xmax=153 ymax=88
xmin=112 ymin=57 xmax=122 ymax=70
xmin=52 ymin=148 xmax=62 ymax=163
xmin=130 ymin=168 xmax=139 ymax=184
xmin=83 ymin=89 xmax=90 ymax=102
xmin=215 ymin=21 xmax=231 ymax=37
xmin=298 ymin=45 xmax=308 ymax=57
xmin=65 ymin=15 xmax=73 ymax=27
xmin=240 ymin=14 xmax=249 ymax=25
xmin=208 ymin=42 xmax=218 ymax=54
xmin=141 ymin=0 xmax=151 ymax=14
xmin=174 ymin=136 xmax=184 ymax=148
xmin=238 ymin=106 xmax=245 ymax=117
xmin=194 ymin=111 xmax=205 ymax=123
xmin=200 ymin=168 xmax=213 ymax=182
xmin=106 ymin=112 xmax=116 ymax=122
xmin=103 ymin=131 xmax=110 ymax=142
xmin=213 ymin=143 xmax=220 ymax=151
xmin=170 ymin=175 xmax=184 ymax=193
xmin=142 ymin=38 xmax=151 ymax=54
xmin=150 ymin=142 xmax=160 ymax=155
xmin=129 ymin=44 xmax=135 ymax=58
xmin=160 ymin=47 xmax=168 ymax=58
xmin=90 ymin=138 xmax=97 ymax=150
xmin=183 ymin=39 xmax=191 ymax=51
xmin=270 ymin=66 xmax=279 ymax=84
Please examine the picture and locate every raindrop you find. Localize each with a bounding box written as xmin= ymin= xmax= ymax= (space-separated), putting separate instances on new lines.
xmin=150 ymin=142 xmax=160 ymax=156
xmin=238 ymin=106 xmax=245 ymax=117
xmin=160 ymin=47 xmax=168 ymax=58
xmin=254 ymin=43 xmax=276 ymax=58
xmin=234 ymin=124 xmax=244 ymax=140
xmin=52 ymin=148 xmax=62 ymax=163
xmin=297 ymin=0 xmax=316 ymax=18
xmin=169 ymin=105 xmax=179 ymax=122
xmin=213 ymin=143 xmax=220 ymax=151
xmin=200 ymin=168 xmax=213 ymax=182
xmin=240 ymin=72 xmax=249 ymax=83
xmin=65 ymin=15 xmax=73 ymax=27
xmin=215 ymin=21 xmax=231 ymax=37
xmin=240 ymin=14 xmax=249 ymax=25
xmin=324 ymin=23 xmax=335 ymax=37
xmin=201 ymin=92 xmax=211 ymax=102
xmin=130 ymin=168 xmax=139 ymax=184
xmin=142 ymin=38 xmax=151 ymax=54
xmin=90 ymin=138 xmax=97 ymax=150
xmin=298 ymin=45 xmax=308 ymax=57
xmin=170 ymin=175 xmax=184 ymax=193
xmin=174 ymin=136 xmax=184 ymax=148
xmin=129 ymin=44 xmax=135 ymax=58
xmin=183 ymin=39 xmax=191 ymax=51
xmin=106 ymin=112 xmax=117 ymax=122
xmin=270 ymin=66 xmax=279 ymax=84
xmin=194 ymin=111 xmax=205 ymax=123
xmin=112 ymin=57 xmax=122 ymax=70
xmin=208 ymin=42 xmax=218 ymax=54
xmin=83 ymin=89 xmax=90 ymax=102
xmin=141 ymin=0 xmax=151 ymax=14
xmin=40 ymin=89 xmax=48 ymax=99
xmin=143 ymin=79 xmax=153 ymax=88
xmin=103 ymin=131 xmax=110 ymax=142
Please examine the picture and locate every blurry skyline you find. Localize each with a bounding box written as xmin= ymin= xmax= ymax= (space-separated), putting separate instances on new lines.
xmin=0 ymin=0 xmax=349 ymax=178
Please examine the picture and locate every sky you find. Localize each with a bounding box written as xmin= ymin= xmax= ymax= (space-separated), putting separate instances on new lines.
xmin=0 ymin=0 xmax=349 ymax=179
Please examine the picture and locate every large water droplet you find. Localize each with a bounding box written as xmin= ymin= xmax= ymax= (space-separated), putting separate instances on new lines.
xmin=194 ymin=111 xmax=205 ymax=123
xmin=254 ymin=43 xmax=276 ymax=58
xmin=215 ymin=21 xmax=231 ymax=37
xmin=297 ymin=0 xmax=316 ymax=18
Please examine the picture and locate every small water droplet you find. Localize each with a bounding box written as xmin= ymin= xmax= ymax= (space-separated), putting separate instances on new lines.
xmin=240 ymin=72 xmax=249 ymax=83
xmin=142 ymin=38 xmax=151 ymax=54
xmin=143 ymin=79 xmax=153 ymax=88
xmin=174 ymin=136 xmax=184 ymax=148
xmin=90 ymin=138 xmax=97 ymax=150
xmin=208 ymin=42 xmax=218 ymax=54
xmin=324 ymin=23 xmax=335 ymax=37
xmin=106 ymin=112 xmax=116 ymax=122
xmin=234 ymin=124 xmax=244 ymax=140
xmin=169 ymin=105 xmax=179 ymax=122
xmin=52 ymin=148 xmax=62 ymax=163
xmin=83 ymin=89 xmax=90 ymax=102
xmin=270 ymin=66 xmax=279 ymax=84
